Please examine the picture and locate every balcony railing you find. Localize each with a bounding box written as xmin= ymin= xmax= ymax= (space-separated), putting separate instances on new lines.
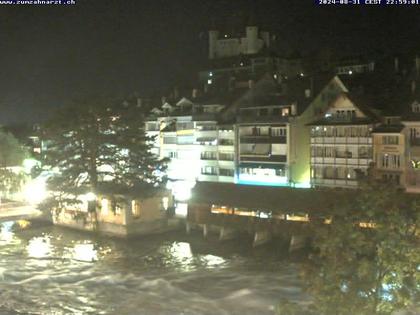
xmin=240 ymin=135 xmax=286 ymax=144
xmin=240 ymin=155 xmax=287 ymax=163
xmin=219 ymin=140 xmax=234 ymax=146
xmin=200 ymin=156 xmax=217 ymax=161
xmin=410 ymin=138 xmax=420 ymax=146
xmin=219 ymin=155 xmax=234 ymax=161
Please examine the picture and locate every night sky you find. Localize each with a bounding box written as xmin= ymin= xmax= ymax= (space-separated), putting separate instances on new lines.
xmin=0 ymin=0 xmax=419 ymax=124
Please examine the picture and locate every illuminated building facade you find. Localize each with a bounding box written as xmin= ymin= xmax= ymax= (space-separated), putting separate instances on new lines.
xmin=372 ymin=75 xmax=420 ymax=192
xmin=145 ymin=98 xmax=235 ymax=202
xmin=371 ymin=119 xmax=406 ymax=186
xmin=309 ymin=92 xmax=376 ymax=188
xmin=403 ymin=101 xmax=420 ymax=192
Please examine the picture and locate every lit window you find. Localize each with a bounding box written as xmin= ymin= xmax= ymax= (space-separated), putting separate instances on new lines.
xmin=162 ymin=197 xmax=169 ymax=211
xmin=207 ymin=79 xmax=212 ymax=85
xmin=209 ymin=72 xmax=213 ymax=77
xmin=132 ymin=200 xmax=140 ymax=217
xmin=101 ymin=198 xmax=109 ymax=215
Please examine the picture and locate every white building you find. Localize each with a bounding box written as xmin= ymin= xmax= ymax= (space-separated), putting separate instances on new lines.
xmin=145 ymin=100 xmax=235 ymax=203
xmin=308 ymin=80 xmax=377 ymax=188
xmin=208 ymin=24 xmax=269 ymax=60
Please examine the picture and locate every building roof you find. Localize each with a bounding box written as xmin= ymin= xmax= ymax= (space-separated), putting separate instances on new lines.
xmin=372 ymin=124 xmax=405 ymax=133
xmin=189 ymin=181 xmax=356 ymax=215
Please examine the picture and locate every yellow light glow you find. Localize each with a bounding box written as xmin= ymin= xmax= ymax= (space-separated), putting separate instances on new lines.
xmin=101 ymin=198 xmax=109 ymax=215
xmin=17 ymin=220 xmax=31 ymax=229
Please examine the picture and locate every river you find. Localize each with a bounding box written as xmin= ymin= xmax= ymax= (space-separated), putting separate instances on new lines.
xmin=0 ymin=220 xmax=308 ymax=315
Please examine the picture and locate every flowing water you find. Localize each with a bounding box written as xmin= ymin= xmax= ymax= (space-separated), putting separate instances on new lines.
xmin=0 ymin=221 xmax=308 ymax=315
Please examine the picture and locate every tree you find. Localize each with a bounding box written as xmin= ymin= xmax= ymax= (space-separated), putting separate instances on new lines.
xmin=0 ymin=130 xmax=28 ymax=200
xmin=277 ymin=181 xmax=419 ymax=315
xmin=41 ymin=98 xmax=168 ymax=215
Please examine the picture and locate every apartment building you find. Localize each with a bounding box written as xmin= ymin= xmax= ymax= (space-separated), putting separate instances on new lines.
xmin=308 ymin=76 xmax=378 ymax=188
xmin=236 ymin=104 xmax=291 ymax=186
xmin=145 ymin=97 xmax=236 ymax=201
xmin=371 ymin=118 xmax=406 ymax=186
xmin=403 ymin=100 xmax=420 ymax=191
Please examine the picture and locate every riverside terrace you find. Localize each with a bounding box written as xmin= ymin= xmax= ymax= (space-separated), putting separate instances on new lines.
xmin=186 ymin=182 xmax=414 ymax=248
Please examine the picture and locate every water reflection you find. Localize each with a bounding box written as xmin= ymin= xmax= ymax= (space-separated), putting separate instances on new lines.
xmin=202 ymin=254 xmax=226 ymax=268
xmin=0 ymin=224 xmax=301 ymax=315
xmin=72 ymin=243 xmax=98 ymax=262
xmin=0 ymin=221 xmax=15 ymax=243
xmin=27 ymin=236 xmax=52 ymax=258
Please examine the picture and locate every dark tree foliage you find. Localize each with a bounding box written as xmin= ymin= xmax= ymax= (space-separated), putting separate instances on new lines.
xmin=277 ymin=181 xmax=419 ymax=315
xmin=0 ymin=130 xmax=27 ymax=168
xmin=41 ymin=98 xmax=168 ymax=211
xmin=0 ymin=130 xmax=28 ymax=198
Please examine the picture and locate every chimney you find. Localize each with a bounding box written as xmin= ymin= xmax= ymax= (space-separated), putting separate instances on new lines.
xmin=248 ymin=79 xmax=255 ymax=89
xmin=394 ymin=57 xmax=399 ymax=72
xmin=137 ymin=98 xmax=142 ymax=107
xmin=161 ymin=96 xmax=166 ymax=105
xmin=412 ymin=80 xmax=416 ymax=94
xmin=416 ymin=55 xmax=420 ymax=75
xmin=305 ymin=89 xmax=311 ymax=98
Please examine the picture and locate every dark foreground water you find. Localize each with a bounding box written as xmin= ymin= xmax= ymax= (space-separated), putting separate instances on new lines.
xmin=0 ymin=221 xmax=308 ymax=315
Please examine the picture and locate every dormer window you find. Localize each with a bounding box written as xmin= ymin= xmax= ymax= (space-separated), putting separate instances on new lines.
xmin=281 ymin=108 xmax=290 ymax=116
xmin=412 ymin=101 xmax=420 ymax=113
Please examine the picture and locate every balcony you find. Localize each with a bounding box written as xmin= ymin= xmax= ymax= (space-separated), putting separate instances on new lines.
xmin=200 ymin=156 xmax=217 ymax=161
xmin=310 ymin=156 xmax=372 ymax=166
xmin=218 ymin=154 xmax=234 ymax=161
xmin=240 ymin=135 xmax=286 ymax=144
xmin=410 ymin=138 xmax=420 ymax=146
xmin=238 ymin=115 xmax=289 ymax=123
xmin=240 ymin=155 xmax=287 ymax=163
xmin=311 ymin=137 xmax=372 ymax=144
xmin=218 ymin=139 xmax=234 ymax=146
xmin=312 ymin=178 xmax=358 ymax=187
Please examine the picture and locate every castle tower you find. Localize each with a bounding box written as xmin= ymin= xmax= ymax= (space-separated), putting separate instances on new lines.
xmin=245 ymin=3 xmax=259 ymax=54
xmin=208 ymin=19 xmax=219 ymax=61
xmin=246 ymin=25 xmax=259 ymax=54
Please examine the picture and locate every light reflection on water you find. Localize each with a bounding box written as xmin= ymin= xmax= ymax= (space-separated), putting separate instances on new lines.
xmin=27 ymin=236 xmax=52 ymax=258
xmin=72 ymin=243 xmax=98 ymax=262
xmin=0 ymin=221 xmax=306 ymax=315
